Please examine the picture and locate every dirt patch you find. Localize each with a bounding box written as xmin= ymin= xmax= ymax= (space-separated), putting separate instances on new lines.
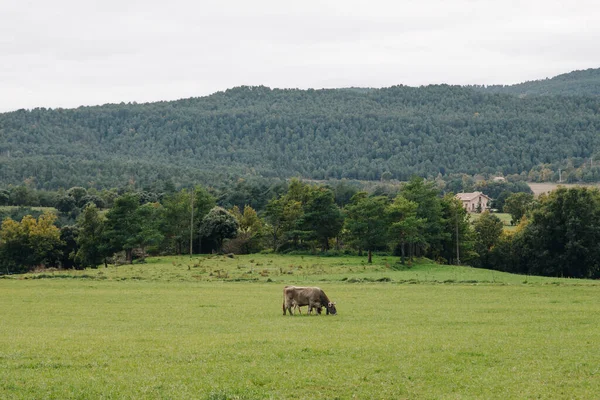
xmin=527 ymin=182 xmax=600 ymax=197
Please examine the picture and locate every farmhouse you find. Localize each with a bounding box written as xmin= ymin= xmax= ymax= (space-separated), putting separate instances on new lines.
xmin=456 ymin=191 xmax=491 ymax=212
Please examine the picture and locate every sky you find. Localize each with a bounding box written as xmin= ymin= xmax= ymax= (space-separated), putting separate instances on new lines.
xmin=2 ymin=0 xmax=599 ymax=112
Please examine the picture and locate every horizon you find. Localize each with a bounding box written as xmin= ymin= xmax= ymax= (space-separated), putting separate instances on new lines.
xmin=3 ymin=0 xmax=600 ymax=113
xmin=2 ymin=66 xmax=598 ymax=113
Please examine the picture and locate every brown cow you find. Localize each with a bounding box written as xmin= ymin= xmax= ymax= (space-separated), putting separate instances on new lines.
xmin=283 ymin=286 xmax=337 ymax=316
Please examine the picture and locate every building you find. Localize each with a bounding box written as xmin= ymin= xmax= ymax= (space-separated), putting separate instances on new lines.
xmin=456 ymin=191 xmax=491 ymax=212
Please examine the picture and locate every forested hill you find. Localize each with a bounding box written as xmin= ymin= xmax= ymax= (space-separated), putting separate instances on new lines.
xmin=476 ymin=68 xmax=600 ymax=97
xmin=1 ymin=83 xmax=600 ymax=189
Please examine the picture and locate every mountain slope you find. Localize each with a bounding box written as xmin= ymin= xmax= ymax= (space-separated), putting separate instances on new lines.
xmin=1 ymin=83 xmax=600 ymax=189
xmin=476 ymin=68 xmax=600 ymax=97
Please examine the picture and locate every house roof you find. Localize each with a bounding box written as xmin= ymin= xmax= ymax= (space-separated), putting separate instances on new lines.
xmin=455 ymin=191 xmax=491 ymax=201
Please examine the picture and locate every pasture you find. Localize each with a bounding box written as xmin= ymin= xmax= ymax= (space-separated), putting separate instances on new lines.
xmin=1 ymin=255 xmax=599 ymax=399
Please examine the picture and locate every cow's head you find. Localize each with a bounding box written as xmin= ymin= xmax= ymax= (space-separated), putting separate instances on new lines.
xmin=326 ymin=301 xmax=337 ymax=315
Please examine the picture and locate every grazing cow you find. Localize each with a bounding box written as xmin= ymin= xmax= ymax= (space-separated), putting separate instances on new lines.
xmin=283 ymin=286 xmax=337 ymax=316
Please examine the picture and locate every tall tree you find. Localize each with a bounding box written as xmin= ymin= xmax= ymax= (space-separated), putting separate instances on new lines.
xmin=161 ymin=190 xmax=193 ymax=254
xmin=440 ymin=195 xmax=476 ymax=265
xmin=344 ymin=193 xmax=389 ymax=263
xmin=75 ymin=204 xmax=107 ymax=268
xmin=400 ymin=177 xmax=447 ymax=259
xmin=301 ymin=187 xmax=344 ymax=251
xmin=472 ymin=211 xmax=504 ymax=269
xmin=135 ymin=202 xmax=165 ymax=257
xmin=386 ymin=195 xmax=425 ymax=264
xmin=264 ymin=196 xmax=303 ymax=251
xmin=102 ymin=193 xmax=141 ymax=263
xmin=229 ymin=205 xmax=264 ymax=254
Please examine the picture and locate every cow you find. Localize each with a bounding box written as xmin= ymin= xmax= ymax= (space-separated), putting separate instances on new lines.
xmin=283 ymin=286 xmax=337 ymax=316
xmin=293 ymin=303 xmax=321 ymax=315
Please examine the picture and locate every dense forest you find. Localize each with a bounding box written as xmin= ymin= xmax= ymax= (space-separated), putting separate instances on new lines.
xmin=1 ymin=68 xmax=600 ymax=190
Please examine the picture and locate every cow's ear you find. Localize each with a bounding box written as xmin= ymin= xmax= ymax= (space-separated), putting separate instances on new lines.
xmin=333 ymin=302 xmax=336 ymax=305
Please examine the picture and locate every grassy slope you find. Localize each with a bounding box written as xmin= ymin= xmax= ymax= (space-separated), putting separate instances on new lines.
xmin=1 ymin=255 xmax=599 ymax=399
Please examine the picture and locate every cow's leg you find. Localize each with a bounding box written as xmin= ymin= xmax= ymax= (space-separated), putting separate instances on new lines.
xmin=284 ymin=299 xmax=293 ymax=315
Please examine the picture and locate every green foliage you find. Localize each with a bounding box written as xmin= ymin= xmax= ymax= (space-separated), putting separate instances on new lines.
xmin=300 ymin=187 xmax=344 ymax=251
xmin=503 ymin=192 xmax=535 ymax=224
xmin=75 ymin=204 xmax=106 ymax=268
xmin=102 ymin=193 xmax=142 ymax=263
xmin=0 ymin=212 xmax=63 ymax=273
xmin=160 ymin=190 xmax=193 ymax=254
xmin=517 ymin=187 xmax=600 ymax=278
xmin=226 ymin=205 xmax=265 ymax=254
xmin=344 ymin=193 xmax=390 ymax=262
xmin=473 ymin=211 xmax=504 ymax=268
xmin=401 ymin=177 xmax=448 ymax=259
xmin=2 ymin=80 xmax=600 ymax=189
xmin=440 ymin=194 xmax=476 ymax=265
xmin=386 ymin=195 xmax=425 ymax=263
xmin=263 ymin=190 xmax=304 ymax=252
xmin=198 ymin=207 xmax=239 ymax=253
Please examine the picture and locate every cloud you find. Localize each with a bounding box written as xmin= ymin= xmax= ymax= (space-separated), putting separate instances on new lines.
xmin=1 ymin=0 xmax=599 ymax=111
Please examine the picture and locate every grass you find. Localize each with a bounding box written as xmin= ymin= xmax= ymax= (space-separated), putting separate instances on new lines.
xmin=1 ymin=254 xmax=599 ymax=399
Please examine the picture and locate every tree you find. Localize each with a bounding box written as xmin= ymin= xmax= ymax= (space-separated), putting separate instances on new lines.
xmin=75 ymin=204 xmax=106 ymax=268
xmin=9 ymin=186 xmax=36 ymax=206
xmin=472 ymin=211 xmax=504 ymax=268
xmin=198 ymin=207 xmax=239 ymax=253
xmin=344 ymin=193 xmax=389 ymax=263
xmin=228 ymin=205 xmax=264 ymax=254
xmin=516 ymin=187 xmax=600 ymax=278
xmin=58 ymin=225 xmax=79 ymax=269
xmin=193 ymin=186 xmax=217 ymax=253
xmin=264 ymin=196 xmax=303 ymax=252
xmin=400 ymin=177 xmax=447 ymax=260
xmin=102 ymin=193 xmax=141 ymax=263
xmin=503 ymin=192 xmax=534 ymax=225
xmin=386 ymin=195 xmax=425 ymax=264
xmin=440 ymin=195 xmax=476 ymax=265
xmin=135 ymin=202 xmax=165 ymax=256
xmin=66 ymin=187 xmax=88 ymax=204
xmin=56 ymin=195 xmax=77 ymax=213
xmin=301 ymin=188 xmax=344 ymax=251
xmin=25 ymin=213 xmax=63 ymax=267
xmin=161 ymin=190 xmax=193 ymax=255
xmin=0 ymin=212 xmax=63 ymax=273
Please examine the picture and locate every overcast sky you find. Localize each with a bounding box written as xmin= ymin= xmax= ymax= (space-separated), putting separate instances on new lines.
xmin=1 ymin=0 xmax=599 ymax=112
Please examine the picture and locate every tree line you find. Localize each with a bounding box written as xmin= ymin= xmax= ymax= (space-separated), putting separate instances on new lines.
xmin=2 ymin=177 xmax=599 ymax=279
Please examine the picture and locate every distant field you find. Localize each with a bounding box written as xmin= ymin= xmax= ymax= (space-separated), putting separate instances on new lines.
xmin=470 ymin=212 xmax=517 ymax=231
xmin=0 ymin=206 xmax=57 ymax=213
xmin=1 ymin=255 xmax=599 ymax=399
xmin=527 ymin=182 xmax=600 ymax=196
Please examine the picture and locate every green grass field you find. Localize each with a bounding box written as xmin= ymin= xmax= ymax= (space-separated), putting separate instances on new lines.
xmin=1 ymin=255 xmax=599 ymax=399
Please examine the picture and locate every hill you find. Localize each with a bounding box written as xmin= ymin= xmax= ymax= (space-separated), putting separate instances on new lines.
xmin=475 ymin=67 xmax=600 ymax=97
xmin=1 ymin=79 xmax=600 ymax=189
